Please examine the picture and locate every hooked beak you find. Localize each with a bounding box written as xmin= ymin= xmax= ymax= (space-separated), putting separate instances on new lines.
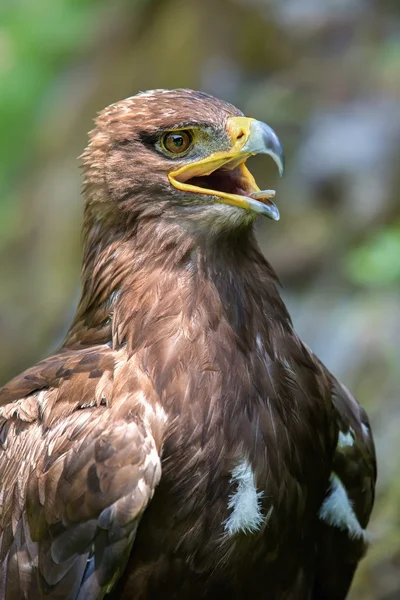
xmin=168 ymin=117 xmax=285 ymax=220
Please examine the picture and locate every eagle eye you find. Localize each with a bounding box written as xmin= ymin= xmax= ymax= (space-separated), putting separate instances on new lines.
xmin=161 ymin=130 xmax=193 ymax=156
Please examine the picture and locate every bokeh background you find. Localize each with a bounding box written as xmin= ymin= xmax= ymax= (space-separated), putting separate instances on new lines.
xmin=1 ymin=0 xmax=399 ymax=596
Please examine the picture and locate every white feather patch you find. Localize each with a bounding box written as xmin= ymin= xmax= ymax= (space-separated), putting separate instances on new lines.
xmin=361 ymin=423 xmax=370 ymax=438
xmin=224 ymin=458 xmax=265 ymax=536
xmin=338 ymin=428 xmax=355 ymax=448
xmin=319 ymin=473 xmax=366 ymax=540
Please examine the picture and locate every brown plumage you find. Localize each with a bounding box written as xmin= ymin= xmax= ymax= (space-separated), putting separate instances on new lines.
xmin=0 ymin=89 xmax=376 ymax=599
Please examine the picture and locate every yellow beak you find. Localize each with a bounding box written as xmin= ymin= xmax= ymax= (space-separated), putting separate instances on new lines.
xmin=168 ymin=117 xmax=284 ymax=220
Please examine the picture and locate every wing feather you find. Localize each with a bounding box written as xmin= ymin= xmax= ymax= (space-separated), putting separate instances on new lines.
xmin=314 ymin=373 xmax=376 ymax=599
xmin=0 ymin=346 xmax=166 ymax=599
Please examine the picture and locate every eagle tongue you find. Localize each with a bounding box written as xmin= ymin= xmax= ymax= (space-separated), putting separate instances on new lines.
xmin=250 ymin=189 xmax=276 ymax=200
xmin=249 ymin=190 xmax=279 ymax=221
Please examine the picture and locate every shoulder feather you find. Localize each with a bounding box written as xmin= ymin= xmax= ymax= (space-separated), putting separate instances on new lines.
xmin=0 ymin=347 xmax=167 ymax=599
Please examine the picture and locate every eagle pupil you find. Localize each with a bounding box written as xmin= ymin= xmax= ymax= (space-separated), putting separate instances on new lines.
xmin=173 ymin=136 xmax=183 ymax=147
xmin=162 ymin=130 xmax=192 ymax=154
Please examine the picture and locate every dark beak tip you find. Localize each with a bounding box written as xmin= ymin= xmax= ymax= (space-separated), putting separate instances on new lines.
xmin=271 ymin=206 xmax=280 ymax=221
xmin=260 ymin=122 xmax=285 ymax=177
xmin=279 ymin=156 xmax=285 ymax=177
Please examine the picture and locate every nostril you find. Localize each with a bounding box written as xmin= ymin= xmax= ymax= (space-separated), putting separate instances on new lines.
xmin=236 ymin=130 xmax=245 ymax=140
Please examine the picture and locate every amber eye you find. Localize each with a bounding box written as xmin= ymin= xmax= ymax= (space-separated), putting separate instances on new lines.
xmin=161 ymin=131 xmax=193 ymax=155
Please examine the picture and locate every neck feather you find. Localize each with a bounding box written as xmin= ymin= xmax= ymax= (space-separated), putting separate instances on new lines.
xmin=63 ymin=211 xmax=291 ymax=350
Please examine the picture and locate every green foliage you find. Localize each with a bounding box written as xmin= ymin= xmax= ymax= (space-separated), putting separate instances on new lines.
xmin=346 ymin=226 xmax=400 ymax=286
xmin=0 ymin=0 xmax=108 ymax=193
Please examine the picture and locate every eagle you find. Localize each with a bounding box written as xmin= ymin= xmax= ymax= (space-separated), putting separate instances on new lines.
xmin=0 ymin=89 xmax=376 ymax=599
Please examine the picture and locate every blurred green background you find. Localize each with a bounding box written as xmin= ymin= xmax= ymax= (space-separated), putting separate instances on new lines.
xmin=0 ymin=0 xmax=399 ymax=597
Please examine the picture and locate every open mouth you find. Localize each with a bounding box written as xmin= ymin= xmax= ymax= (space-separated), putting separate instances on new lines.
xmin=168 ymin=116 xmax=284 ymax=220
xmin=169 ymin=157 xmax=280 ymax=221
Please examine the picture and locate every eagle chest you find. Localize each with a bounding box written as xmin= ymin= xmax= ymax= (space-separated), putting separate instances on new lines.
xmin=156 ymin=360 xmax=331 ymax=560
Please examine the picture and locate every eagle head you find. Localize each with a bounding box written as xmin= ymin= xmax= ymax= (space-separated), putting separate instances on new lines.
xmin=81 ymin=89 xmax=284 ymax=233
